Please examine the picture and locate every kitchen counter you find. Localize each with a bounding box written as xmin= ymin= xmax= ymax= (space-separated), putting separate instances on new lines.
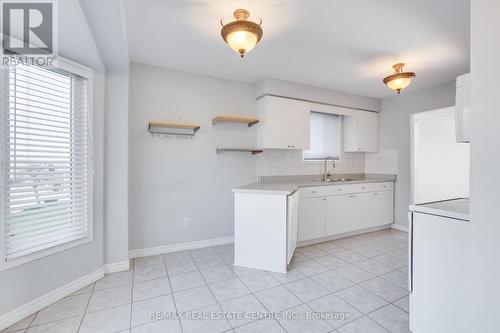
xmin=409 ymin=198 xmax=470 ymax=221
xmin=233 ymin=174 xmax=396 ymax=195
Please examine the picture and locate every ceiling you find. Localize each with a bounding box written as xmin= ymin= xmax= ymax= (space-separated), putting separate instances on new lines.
xmin=122 ymin=0 xmax=470 ymax=98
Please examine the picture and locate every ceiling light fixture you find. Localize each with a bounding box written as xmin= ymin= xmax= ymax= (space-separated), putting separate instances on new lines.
xmin=383 ymin=63 xmax=416 ymax=94
xmin=220 ymin=9 xmax=263 ymax=58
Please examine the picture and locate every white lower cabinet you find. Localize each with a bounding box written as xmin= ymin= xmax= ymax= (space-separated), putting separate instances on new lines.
xmin=298 ymin=197 xmax=326 ymax=242
xmin=298 ymin=183 xmax=394 ymax=242
xmin=325 ymin=194 xmax=352 ymax=235
xmin=357 ymin=191 xmax=394 ymax=230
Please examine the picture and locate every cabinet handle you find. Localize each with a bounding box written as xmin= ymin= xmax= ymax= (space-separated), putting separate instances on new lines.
xmin=323 ymin=198 xmax=326 ymax=201
xmin=338 ymin=189 xmax=342 ymax=191
xmin=374 ymin=192 xmax=378 ymax=196
xmin=362 ymin=186 xmax=366 ymax=190
xmin=312 ymin=190 xmax=316 ymax=194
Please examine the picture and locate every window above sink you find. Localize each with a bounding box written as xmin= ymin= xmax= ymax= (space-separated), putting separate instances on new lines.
xmin=303 ymin=112 xmax=341 ymax=161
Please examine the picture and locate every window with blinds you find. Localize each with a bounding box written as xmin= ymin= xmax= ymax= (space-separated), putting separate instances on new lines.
xmin=303 ymin=112 xmax=341 ymax=160
xmin=2 ymin=63 xmax=91 ymax=263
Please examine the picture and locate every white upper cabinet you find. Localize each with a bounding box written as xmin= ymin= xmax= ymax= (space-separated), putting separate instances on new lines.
xmin=257 ymin=96 xmax=311 ymax=149
xmin=343 ymin=110 xmax=379 ymax=152
xmin=455 ymin=73 xmax=470 ymax=143
xmin=289 ymin=99 xmax=311 ymax=149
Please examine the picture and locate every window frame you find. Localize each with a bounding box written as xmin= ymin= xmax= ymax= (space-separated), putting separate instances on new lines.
xmin=0 ymin=57 xmax=94 ymax=271
xmin=303 ymin=111 xmax=343 ymax=161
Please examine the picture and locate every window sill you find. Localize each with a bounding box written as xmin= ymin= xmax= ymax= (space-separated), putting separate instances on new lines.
xmin=0 ymin=234 xmax=93 ymax=271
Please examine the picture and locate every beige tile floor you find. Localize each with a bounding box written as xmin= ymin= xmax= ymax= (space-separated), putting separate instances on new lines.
xmin=2 ymin=229 xmax=410 ymax=333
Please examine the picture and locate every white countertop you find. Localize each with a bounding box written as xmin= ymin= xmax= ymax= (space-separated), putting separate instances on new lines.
xmin=233 ymin=174 xmax=396 ymax=195
xmin=410 ymin=198 xmax=470 ymax=221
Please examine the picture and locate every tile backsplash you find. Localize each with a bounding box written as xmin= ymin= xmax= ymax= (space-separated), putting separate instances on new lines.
xmin=256 ymin=150 xmax=365 ymax=177
xmin=256 ymin=148 xmax=398 ymax=177
xmin=364 ymin=149 xmax=399 ymax=175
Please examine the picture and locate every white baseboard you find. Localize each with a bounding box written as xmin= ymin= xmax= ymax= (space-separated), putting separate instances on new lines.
xmin=391 ymin=223 xmax=409 ymax=232
xmin=104 ymin=261 xmax=130 ymax=274
xmin=129 ymin=236 xmax=234 ymax=259
xmin=0 ymin=268 xmax=104 ymax=331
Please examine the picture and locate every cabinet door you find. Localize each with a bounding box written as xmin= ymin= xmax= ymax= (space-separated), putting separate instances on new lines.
xmin=350 ymin=192 xmax=374 ymax=231
xmin=381 ymin=190 xmax=394 ymax=225
xmin=257 ymin=96 xmax=290 ymax=149
xmin=361 ymin=191 xmax=387 ymax=229
xmin=357 ymin=111 xmax=378 ymax=152
xmin=298 ymin=197 xmax=325 ymax=242
xmin=343 ymin=111 xmax=378 ymax=152
xmin=289 ymin=100 xmax=311 ymax=149
xmin=287 ymin=194 xmax=299 ymax=264
xmin=325 ymin=194 xmax=353 ymax=235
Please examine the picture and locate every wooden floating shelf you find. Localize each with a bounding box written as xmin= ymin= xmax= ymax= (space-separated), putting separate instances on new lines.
xmin=148 ymin=121 xmax=200 ymax=136
xmin=216 ymin=148 xmax=264 ymax=155
xmin=212 ymin=115 xmax=260 ymax=127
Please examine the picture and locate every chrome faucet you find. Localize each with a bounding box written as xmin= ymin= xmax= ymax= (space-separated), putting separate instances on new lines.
xmin=323 ymin=156 xmax=336 ymax=181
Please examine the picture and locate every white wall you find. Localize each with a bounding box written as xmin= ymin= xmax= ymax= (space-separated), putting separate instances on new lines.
xmin=128 ymin=64 xmax=257 ymax=251
xmin=466 ymin=0 xmax=500 ymax=330
xmin=412 ymin=108 xmax=470 ymax=204
xmin=104 ymin=72 xmax=129 ymax=265
xmin=379 ymin=82 xmax=457 ymax=227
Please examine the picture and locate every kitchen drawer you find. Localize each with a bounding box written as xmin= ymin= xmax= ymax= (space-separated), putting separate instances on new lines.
xmin=323 ymin=182 xmax=393 ymax=196
xmin=300 ymin=182 xmax=393 ymax=198
xmin=358 ymin=182 xmax=393 ymax=192
xmin=323 ymin=184 xmax=358 ymax=196
xmin=299 ymin=186 xmax=327 ymax=198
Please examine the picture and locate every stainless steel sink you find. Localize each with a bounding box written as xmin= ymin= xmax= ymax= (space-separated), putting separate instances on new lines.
xmin=315 ymin=178 xmax=358 ymax=182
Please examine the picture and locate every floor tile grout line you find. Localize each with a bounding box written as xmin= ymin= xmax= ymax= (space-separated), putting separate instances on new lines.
xmin=128 ymin=239 xmax=407 ymax=319
xmin=76 ymin=282 xmax=97 ymax=333
xmin=237 ymin=270 xmax=281 ymax=293
xmin=106 ymin=258 xmax=404 ymax=331
xmin=161 ymin=254 xmax=184 ymax=333
xmin=25 ymin=292 xmax=94 ymax=330
xmin=21 ymin=314 xmax=85 ymax=332
xmin=21 ymin=306 xmax=38 ymax=331
xmin=188 ymin=250 xmax=232 ymax=328
xmin=249 ymin=286 xmax=291 ymax=333
xmin=159 ymin=234 xmax=406 ymax=328
xmin=197 ymin=274 xmax=241 ymax=330
xmin=12 ymin=232 xmax=407 ymax=333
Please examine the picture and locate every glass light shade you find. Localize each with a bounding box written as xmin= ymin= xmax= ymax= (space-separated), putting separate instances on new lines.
xmin=226 ymin=30 xmax=258 ymax=55
xmin=386 ymin=76 xmax=412 ymax=91
xmin=221 ymin=9 xmax=263 ymax=57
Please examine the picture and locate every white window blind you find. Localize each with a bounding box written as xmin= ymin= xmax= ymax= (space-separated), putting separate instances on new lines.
xmin=304 ymin=112 xmax=341 ymax=160
xmin=3 ymin=63 xmax=91 ymax=262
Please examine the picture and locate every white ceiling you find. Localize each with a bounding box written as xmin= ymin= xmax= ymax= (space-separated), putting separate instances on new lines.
xmin=122 ymin=0 xmax=470 ymax=98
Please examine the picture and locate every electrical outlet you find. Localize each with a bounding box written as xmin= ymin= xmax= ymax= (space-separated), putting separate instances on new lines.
xmin=182 ymin=218 xmax=190 ymax=228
